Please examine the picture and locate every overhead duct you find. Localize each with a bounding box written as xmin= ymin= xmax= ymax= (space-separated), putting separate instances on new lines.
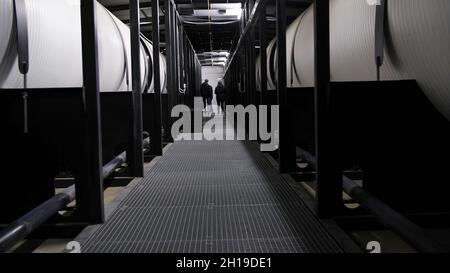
xmin=0 ymin=0 xmax=166 ymax=93
xmin=257 ymin=0 xmax=450 ymax=120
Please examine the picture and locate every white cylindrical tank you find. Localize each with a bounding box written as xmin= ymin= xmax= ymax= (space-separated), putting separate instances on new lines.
xmin=140 ymin=36 xmax=167 ymax=93
xmin=258 ymin=0 xmax=450 ymax=120
xmin=0 ymin=0 xmax=166 ymax=93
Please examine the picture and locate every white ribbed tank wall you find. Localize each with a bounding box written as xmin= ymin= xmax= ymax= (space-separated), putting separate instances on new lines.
xmin=256 ymin=0 xmax=450 ymax=120
xmin=0 ymin=0 xmax=166 ymax=93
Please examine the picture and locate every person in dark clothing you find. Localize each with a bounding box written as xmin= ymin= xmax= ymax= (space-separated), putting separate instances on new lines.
xmin=200 ymin=79 xmax=213 ymax=111
xmin=215 ymin=81 xmax=226 ymax=114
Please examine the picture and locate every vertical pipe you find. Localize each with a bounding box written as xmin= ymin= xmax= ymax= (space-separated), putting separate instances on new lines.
xmin=174 ymin=9 xmax=180 ymax=104
xmin=245 ymin=40 xmax=249 ymax=106
xmin=170 ymin=3 xmax=175 ymax=100
xmin=168 ymin=1 xmax=176 ymax=141
xmin=179 ymin=22 xmax=184 ymax=98
xmin=259 ymin=6 xmax=267 ymax=106
xmin=276 ymin=0 xmax=296 ymax=173
xmin=243 ymin=41 xmax=248 ymax=106
xmin=249 ymin=42 xmax=253 ymax=105
xmin=245 ymin=1 xmax=251 ymax=106
xmin=247 ymin=39 xmax=251 ymax=105
xmin=151 ymin=0 xmax=163 ymax=155
xmin=164 ymin=0 xmax=173 ymax=142
xmin=173 ymin=14 xmax=178 ymax=98
xmin=164 ymin=0 xmax=171 ymax=95
xmin=314 ymin=0 xmax=342 ymax=217
xmin=130 ymin=0 xmax=144 ymax=177
xmin=188 ymin=40 xmax=193 ymax=107
xmin=249 ymin=30 xmax=256 ymax=106
xmin=80 ymin=0 xmax=104 ymax=223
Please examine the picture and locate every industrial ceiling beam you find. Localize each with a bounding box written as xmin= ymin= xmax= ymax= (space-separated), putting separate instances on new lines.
xmin=123 ymin=16 xmax=164 ymax=24
xmin=106 ymin=2 xmax=151 ymax=12
xmin=224 ymin=0 xmax=270 ymax=75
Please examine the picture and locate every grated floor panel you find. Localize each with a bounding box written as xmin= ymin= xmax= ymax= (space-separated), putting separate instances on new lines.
xmin=80 ymin=140 xmax=342 ymax=253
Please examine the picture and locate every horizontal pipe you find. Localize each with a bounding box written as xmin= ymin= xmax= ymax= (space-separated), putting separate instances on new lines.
xmin=342 ymin=178 xmax=445 ymax=253
xmin=102 ymin=151 xmax=126 ymax=179
xmin=296 ymin=147 xmax=445 ymax=253
xmin=102 ymin=137 xmax=149 ymax=178
xmin=0 ymin=185 xmax=75 ymax=253
xmin=0 ymin=137 xmax=150 ymax=253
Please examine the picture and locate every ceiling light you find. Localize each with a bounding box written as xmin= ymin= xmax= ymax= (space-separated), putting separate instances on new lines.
xmin=210 ymin=3 xmax=242 ymax=9
xmin=236 ymin=10 xmax=242 ymax=20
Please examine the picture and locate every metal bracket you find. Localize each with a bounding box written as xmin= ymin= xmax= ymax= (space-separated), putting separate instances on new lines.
xmin=13 ymin=0 xmax=30 ymax=133
xmin=12 ymin=0 xmax=29 ymax=77
xmin=375 ymin=0 xmax=387 ymax=81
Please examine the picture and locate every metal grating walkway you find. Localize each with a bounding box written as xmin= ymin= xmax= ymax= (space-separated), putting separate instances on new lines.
xmin=79 ymin=140 xmax=342 ymax=253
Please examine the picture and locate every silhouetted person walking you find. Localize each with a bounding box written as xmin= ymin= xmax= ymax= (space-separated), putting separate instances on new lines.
xmin=215 ymin=81 xmax=226 ymax=114
xmin=200 ymin=79 xmax=213 ymax=111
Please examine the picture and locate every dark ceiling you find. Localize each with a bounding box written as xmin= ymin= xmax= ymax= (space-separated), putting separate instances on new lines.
xmin=176 ymin=0 xmax=243 ymax=56
xmin=99 ymin=0 xmax=312 ymax=65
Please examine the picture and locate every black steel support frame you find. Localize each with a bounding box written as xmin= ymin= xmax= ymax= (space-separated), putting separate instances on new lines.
xmin=289 ymin=79 xmax=450 ymax=226
xmin=313 ymin=0 xmax=342 ymax=217
xmin=162 ymin=0 xmax=201 ymax=140
xmin=276 ymin=0 xmax=297 ymax=173
xmin=129 ymin=0 xmax=144 ymax=177
xmin=0 ymin=136 xmax=150 ymax=252
xmin=224 ymin=0 xmax=269 ymax=77
xmin=135 ymin=0 xmax=201 ymax=155
xmin=0 ymin=0 xmax=202 ymax=248
xmin=295 ymin=147 xmax=445 ymax=253
xmin=80 ymin=0 xmax=104 ymax=223
xmin=1 ymin=0 xmax=149 ymax=230
xmin=201 ymin=1 xmax=450 ymax=252
xmin=150 ymin=0 xmax=163 ymax=155
xmin=0 ymin=0 xmax=137 ymax=227
xmin=164 ymin=0 xmax=174 ymax=142
xmin=224 ymin=0 xmax=296 ymax=172
xmin=259 ymin=6 xmax=267 ymax=106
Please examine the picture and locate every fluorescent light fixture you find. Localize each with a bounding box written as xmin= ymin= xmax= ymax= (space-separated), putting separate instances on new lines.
xmin=198 ymin=51 xmax=230 ymax=57
xmin=193 ymin=10 xmax=212 ymax=16
xmin=236 ymin=9 xmax=242 ymax=20
xmin=211 ymin=57 xmax=227 ymax=62
xmin=193 ymin=9 xmax=242 ymax=20
xmin=200 ymin=57 xmax=228 ymax=62
xmin=226 ymin=8 xmax=242 ymax=17
xmin=210 ymin=3 xmax=242 ymax=9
